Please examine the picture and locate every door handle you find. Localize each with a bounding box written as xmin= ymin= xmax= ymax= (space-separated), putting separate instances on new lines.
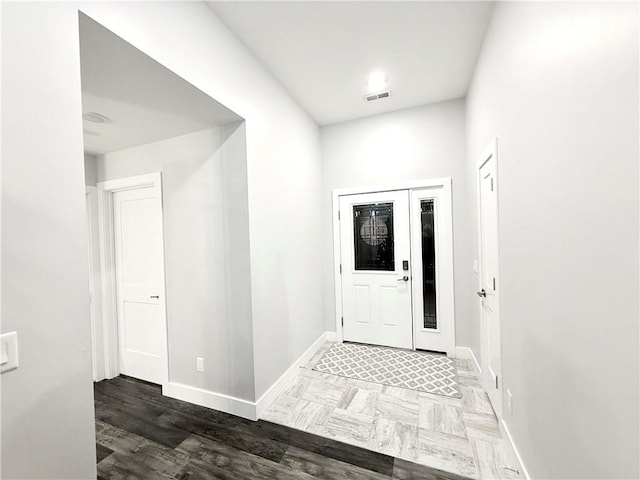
xmin=397 ymin=276 xmax=409 ymax=282
xmin=477 ymin=289 xmax=486 ymax=298
xmin=150 ymin=295 xmax=159 ymax=299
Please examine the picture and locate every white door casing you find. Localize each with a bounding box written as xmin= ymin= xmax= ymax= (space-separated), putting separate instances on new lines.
xmin=333 ymin=179 xmax=456 ymax=353
xmin=410 ymin=185 xmax=456 ymax=355
xmin=477 ymin=139 xmax=503 ymax=416
xmin=85 ymin=186 xmax=104 ymax=382
xmin=97 ymin=173 xmax=169 ymax=385
xmin=339 ymin=190 xmax=413 ymax=349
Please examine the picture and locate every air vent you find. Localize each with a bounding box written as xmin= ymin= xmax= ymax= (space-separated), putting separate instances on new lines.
xmin=365 ymin=91 xmax=390 ymax=102
xmin=82 ymin=112 xmax=110 ymax=123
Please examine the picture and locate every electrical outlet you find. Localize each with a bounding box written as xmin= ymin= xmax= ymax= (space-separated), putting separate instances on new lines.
xmin=0 ymin=332 xmax=19 ymax=373
xmin=506 ymin=389 xmax=513 ymax=415
xmin=196 ymin=357 xmax=204 ymax=372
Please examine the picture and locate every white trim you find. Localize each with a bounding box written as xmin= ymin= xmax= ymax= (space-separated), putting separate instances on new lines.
xmin=162 ymin=331 xmax=334 ymax=421
xmin=325 ymin=331 xmax=338 ymax=342
xmin=455 ymin=346 xmax=481 ymax=374
xmin=333 ymin=177 xmax=452 ymax=197
xmin=477 ymin=138 xmax=498 ymax=169
xmin=97 ymin=184 xmax=118 ymax=379
xmin=501 ymin=419 xmax=531 ymax=480
xmin=97 ymin=172 xmax=169 ymax=384
xmin=255 ymin=331 xmax=331 ymax=418
xmin=331 ymin=192 xmax=344 ymax=342
xmin=100 ymin=173 xmax=160 ymax=192
xmin=332 ymin=178 xmax=453 ymax=347
xmin=163 ymin=383 xmax=258 ymax=421
xmin=86 ymin=186 xmax=99 ymax=381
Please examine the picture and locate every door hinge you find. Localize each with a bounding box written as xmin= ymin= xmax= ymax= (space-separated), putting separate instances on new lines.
xmin=338 ymin=210 xmax=340 ymax=220
xmin=493 ymin=277 xmax=496 ymax=290
xmin=339 ymin=264 xmax=342 ymax=274
xmin=341 ymin=317 xmax=344 ymax=327
xmin=491 ymin=178 xmax=495 ymax=191
xmin=495 ymin=376 xmax=499 ymax=389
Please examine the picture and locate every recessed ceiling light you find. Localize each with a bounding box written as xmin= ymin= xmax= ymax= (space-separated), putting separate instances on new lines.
xmin=366 ymin=71 xmax=388 ymax=94
xmin=82 ymin=112 xmax=110 ymax=123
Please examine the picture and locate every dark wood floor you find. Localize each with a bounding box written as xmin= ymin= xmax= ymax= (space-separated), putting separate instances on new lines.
xmin=95 ymin=376 xmax=470 ymax=480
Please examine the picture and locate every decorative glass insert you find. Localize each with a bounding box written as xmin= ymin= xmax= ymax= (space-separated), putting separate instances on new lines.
xmin=421 ymin=200 xmax=437 ymax=329
xmin=353 ymin=203 xmax=394 ymax=271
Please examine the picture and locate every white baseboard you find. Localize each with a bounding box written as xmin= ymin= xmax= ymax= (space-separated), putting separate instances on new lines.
xmin=162 ymin=331 xmax=333 ymax=422
xmin=454 ymin=347 xmax=527 ymax=478
xmin=455 ymin=345 xmax=481 ymax=373
xmin=325 ymin=331 xmax=338 ymax=342
xmin=501 ymin=418 xmax=531 ymax=479
xmin=163 ymin=382 xmax=258 ymax=421
xmin=255 ymin=331 xmax=331 ymax=418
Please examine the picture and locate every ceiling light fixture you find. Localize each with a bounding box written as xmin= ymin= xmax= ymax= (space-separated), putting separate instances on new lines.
xmin=366 ymin=70 xmax=388 ymax=94
xmin=82 ymin=112 xmax=110 ymax=123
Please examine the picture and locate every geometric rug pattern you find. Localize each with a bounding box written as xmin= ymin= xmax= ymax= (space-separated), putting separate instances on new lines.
xmin=313 ymin=342 xmax=462 ymax=398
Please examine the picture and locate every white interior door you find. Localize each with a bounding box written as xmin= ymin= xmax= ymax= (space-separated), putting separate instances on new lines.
xmin=410 ymin=186 xmax=455 ymax=355
xmin=113 ymin=186 xmax=167 ymax=384
xmin=339 ymin=191 xmax=412 ymax=349
xmin=478 ymin=141 xmax=502 ymax=415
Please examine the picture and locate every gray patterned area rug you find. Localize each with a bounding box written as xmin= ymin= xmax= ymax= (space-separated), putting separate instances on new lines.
xmin=313 ymin=342 xmax=462 ymax=398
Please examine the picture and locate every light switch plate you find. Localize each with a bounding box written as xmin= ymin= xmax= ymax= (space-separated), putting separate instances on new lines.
xmin=473 ymin=260 xmax=479 ymax=275
xmin=1 ymin=331 xmax=19 ymax=373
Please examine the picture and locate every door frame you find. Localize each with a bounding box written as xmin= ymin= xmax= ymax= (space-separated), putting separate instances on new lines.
xmin=97 ymin=172 xmax=170 ymax=384
xmin=86 ymin=186 xmax=103 ymax=381
xmin=476 ymin=138 xmax=503 ymax=416
xmin=332 ymin=177 xmax=454 ymax=350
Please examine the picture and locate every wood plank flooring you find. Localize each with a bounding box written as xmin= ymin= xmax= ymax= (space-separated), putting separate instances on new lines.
xmin=95 ymin=376 xmax=471 ymax=480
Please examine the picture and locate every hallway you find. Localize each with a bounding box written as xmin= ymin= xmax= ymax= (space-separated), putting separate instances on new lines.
xmin=263 ymin=343 xmax=523 ymax=479
xmin=94 ymin=375 xmax=469 ymax=479
xmin=2 ymin=2 xmax=638 ymax=478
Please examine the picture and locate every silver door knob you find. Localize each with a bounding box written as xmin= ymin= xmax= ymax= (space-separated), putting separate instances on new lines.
xmin=477 ymin=289 xmax=486 ymax=298
xmin=397 ymin=276 xmax=409 ymax=282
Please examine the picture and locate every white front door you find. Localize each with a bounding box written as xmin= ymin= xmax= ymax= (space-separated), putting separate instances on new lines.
xmin=339 ymin=191 xmax=413 ymax=349
xmin=478 ymin=140 xmax=502 ymax=415
xmin=113 ymin=186 xmax=167 ymax=384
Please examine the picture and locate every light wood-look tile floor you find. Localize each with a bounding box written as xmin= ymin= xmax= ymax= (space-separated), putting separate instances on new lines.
xmin=262 ymin=342 xmax=525 ymax=480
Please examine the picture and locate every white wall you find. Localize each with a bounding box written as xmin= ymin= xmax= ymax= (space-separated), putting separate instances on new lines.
xmin=98 ymin=126 xmax=255 ymax=400
xmin=84 ymin=153 xmax=97 ymax=186
xmin=1 ymin=3 xmax=97 ymax=478
xmin=2 ymin=2 xmax=323 ymax=477
xmin=77 ymin=1 xmax=325 ymax=401
xmin=321 ymin=99 xmax=476 ymax=347
xmin=466 ymin=2 xmax=639 ymax=478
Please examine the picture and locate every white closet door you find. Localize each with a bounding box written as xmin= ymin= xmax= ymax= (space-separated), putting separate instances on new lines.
xmin=113 ymin=186 xmax=166 ymax=384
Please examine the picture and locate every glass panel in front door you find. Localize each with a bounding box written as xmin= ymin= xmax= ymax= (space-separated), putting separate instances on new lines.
xmin=421 ymin=199 xmax=437 ymax=329
xmin=353 ymin=203 xmax=394 ymax=271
